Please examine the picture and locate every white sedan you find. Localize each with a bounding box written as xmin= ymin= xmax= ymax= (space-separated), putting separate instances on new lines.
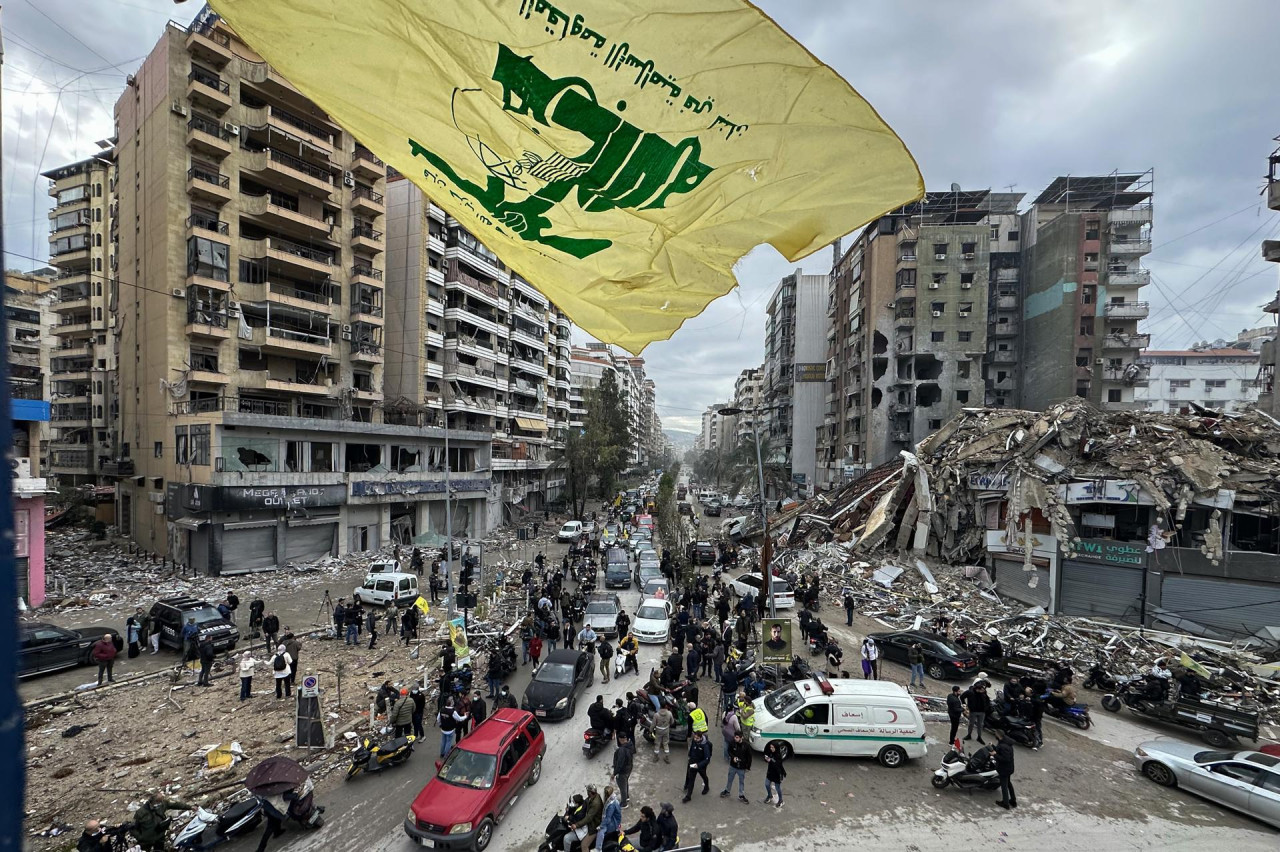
xmin=1133 ymin=740 xmax=1280 ymax=828
xmin=632 ymin=598 xmax=673 ymax=644
xmin=727 ymin=572 xmax=795 ymax=609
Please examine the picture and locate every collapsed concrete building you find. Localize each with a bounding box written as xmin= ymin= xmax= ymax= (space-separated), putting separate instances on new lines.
xmin=773 ymin=399 xmax=1280 ymax=644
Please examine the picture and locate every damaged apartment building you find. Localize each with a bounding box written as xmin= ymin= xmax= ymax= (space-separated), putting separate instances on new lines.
xmin=816 ymin=172 xmax=1154 ymax=491
xmin=835 ymin=400 xmax=1280 ymax=642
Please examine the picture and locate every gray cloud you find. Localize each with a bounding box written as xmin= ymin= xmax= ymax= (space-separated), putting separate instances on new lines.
xmin=7 ymin=0 xmax=1279 ymax=433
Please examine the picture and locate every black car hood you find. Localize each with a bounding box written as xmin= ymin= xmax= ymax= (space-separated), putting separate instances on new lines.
xmin=524 ymin=680 xmax=572 ymax=708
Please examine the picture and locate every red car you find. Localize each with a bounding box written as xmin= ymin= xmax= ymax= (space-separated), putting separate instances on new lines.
xmin=634 ymin=513 xmax=655 ymax=530
xmin=404 ymin=709 xmax=546 ymax=851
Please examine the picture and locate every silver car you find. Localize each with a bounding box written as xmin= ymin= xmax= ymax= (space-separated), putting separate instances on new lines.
xmin=1133 ymin=740 xmax=1280 ymax=828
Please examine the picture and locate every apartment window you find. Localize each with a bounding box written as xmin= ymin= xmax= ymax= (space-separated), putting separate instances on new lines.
xmin=959 ymin=301 xmax=973 ymax=315
xmin=957 ymin=361 xmax=970 ymax=378
xmin=1085 ymin=221 xmax=1100 ymax=241
xmin=933 ymin=243 xmax=947 ymax=260
xmin=1204 ymin=379 xmax=1227 ymax=389
xmin=899 ymin=241 xmax=917 ymax=261
xmin=1169 ymin=379 xmax=1191 ymax=389
xmin=1079 ymin=317 xmax=1094 ymax=336
xmin=1107 ymin=389 xmax=1122 ymax=403
xmin=310 ymin=442 xmax=335 ymax=472
xmin=1007 ymin=230 xmax=1019 ymax=242
xmin=1107 ymin=358 xmax=1123 ymax=370
xmin=931 ymin=331 xmax=945 ymax=342
xmin=285 ymin=441 xmax=303 ymax=472
xmin=1082 ymin=285 xmax=1095 ymax=305
xmin=931 ymin=273 xmax=946 ymax=288
xmin=960 ymin=272 xmax=974 ymax=286
xmin=190 ymin=347 xmax=219 ymax=372
xmin=354 ymin=371 xmax=373 ymax=392
xmin=190 ymin=424 xmax=210 ymax=466
xmin=1076 ymin=381 xmax=1091 ymax=397
xmin=187 ymin=235 xmax=230 ymax=282
xmin=896 ymin=268 xmax=916 ymax=288
xmin=956 ymin=390 xmax=970 ymax=403
xmin=959 ymin=330 xmax=972 ymax=342
xmin=990 ymin=225 xmax=999 ymax=240
xmin=175 ymin=426 xmax=189 ymax=465
xmin=961 ymin=242 xmax=976 ymax=257
xmin=997 ymin=371 xmax=1008 ymax=382
xmin=931 ymin=302 xmax=945 ymax=314
xmin=154 ymin=442 xmax=163 ymax=458
xmin=929 ymin=419 xmax=943 ymax=430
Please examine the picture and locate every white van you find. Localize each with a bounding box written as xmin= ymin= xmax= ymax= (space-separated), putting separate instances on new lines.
xmin=557 ymin=520 xmax=584 ymax=542
xmin=353 ymin=571 xmax=419 ymax=608
xmin=748 ymin=675 xmax=926 ymax=768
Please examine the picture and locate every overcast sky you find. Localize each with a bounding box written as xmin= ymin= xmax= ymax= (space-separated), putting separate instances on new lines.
xmin=5 ymin=1 xmax=1279 ymax=435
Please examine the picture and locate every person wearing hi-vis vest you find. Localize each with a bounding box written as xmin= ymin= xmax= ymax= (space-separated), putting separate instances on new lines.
xmin=686 ymin=701 xmax=708 ymax=743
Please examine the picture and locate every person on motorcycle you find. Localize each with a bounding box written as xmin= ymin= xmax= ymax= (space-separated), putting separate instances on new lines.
xmin=562 ymin=785 xmax=602 ymax=852
xmin=1050 ymin=660 xmax=1074 ymax=691
xmin=619 ymin=633 xmax=640 ymax=675
xmin=1048 ymin=680 xmax=1077 ymax=713
xmin=1002 ymin=677 xmax=1022 ymax=707
xmin=588 ymin=695 xmax=614 ymax=737
xmin=983 ymin=634 xmax=1005 ymax=662
xmin=1143 ymin=658 xmax=1172 ymax=702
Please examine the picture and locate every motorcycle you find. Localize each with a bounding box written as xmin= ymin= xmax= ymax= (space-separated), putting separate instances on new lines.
xmin=484 ymin=638 xmax=518 ymax=679
xmin=582 ymin=726 xmax=614 ymax=758
xmin=175 ymin=800 xmax=264 ymax=850
xmin=537 ymin=798 xmax=621 ymax=852
xmin=1040 ymin=691 xmax=1092 ymax=730
xmin=345 ymin=734 xmax=416 ymax=779
xmin=985 ymin=705 xmax=1041 ymax=749
xmin=930 ymin=739 xmax=1001 ymax=791
xmin=1083 ymin=662 xmax=1117 ymax=692
xmin=1103 ymin=674 xmax=1170 ymax=713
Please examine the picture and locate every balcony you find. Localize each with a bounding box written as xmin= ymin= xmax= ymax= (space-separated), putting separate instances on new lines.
xmin=351 ymin=222 xmax=384 ymax=254
xmin=1109 ymin=206 xmax=1153 ymax=225
xmin=891 ymin=430 xmax=912 ymax=443
xmin=992 ymin=321 xmax=1018 ymax=337
xmin=1103 ymin=301 xmax=1150 ymax=319
xmin=54 ymin=318 xmax=93 ymax=338
xmin=447 ymin=272 xmax=502 ymax=307
xmin=259 ymin=280 xmax=336 ymax=313
xmin=188 ymin=369 xmax=230 ymax=385
xmin=239 ymin=370 xmax=332 ymax=396
xmin=187 ymin=115 xmax=233 ymax=158
xmin=50 ymin=449 xmax=90 ymax=470
xmin=1109 ymin=237 xmax=1151 ymax=256
xmin=187 ymin=67 xmax=232 ymax=112
xmin=53 ymin=289 xmax=91 ymax=313
xmin=447 ymin=240 xmax=505 ymax=284
xmin=351 ymin=145 xmax=385 ymax=181
xmin=242 ymin=146 xmax=334 ymax=195
xmin=186 ymin=212 xmax=229 ymax=243
xmin=187 ymin=166 xmax=232 ymax=203
xmin=995 ymin=294 xmax=1018 ymax=311
xmin=1103 ymin=332 xmax=1151 ymax=350
xmin=351 ymin=184 xmax=385 ymax=215
xmin=248 ymin=324 xmax=333 ymax=356
xmin=990 ymin=350 xmax=1016 ymax=364
xmin=351 ymin=263 xmax=383 ymax=286
xmin=350 ymin=340 xmax=383 ymax=363
xmin=185 ymin=22 xmax=232 ymax=65
xmin=264 ymin=104 xmax=335 ymax=153
xmin=186 ymin=308 xmax=231 ymax=339
xmin=1108 ymin=268 xmax=1151 ymax=288
xmin=243 ymin=235 xmax=335 ymax=276
xmin=351 ymin=298 xmax=385 ymax=324
xmin=1102 ymin=367 xmax=1149 ymax=386
xmin=240 ymin=193 xmax=334 ymax=240
xmin=511 ymin=326 xmax=545 ymax=349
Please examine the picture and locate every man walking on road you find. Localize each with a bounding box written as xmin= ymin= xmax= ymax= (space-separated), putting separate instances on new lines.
xmin=91 ymin=634 xmax=117 ymax=686
xmin=651 ymin=704 xmax=673 ymax=763
xmin=963 ymin=683 xmax=990 ymax=744
xmin=995 ymin=729 xmax=1018 ymax=809
xmin=681 ymin=731 xmax=712 ymax=803
xmin=843 ymin=590 xmax=855 ymax=626
xmin=366 ymin=608 xmax=380 ymax=650
xmin=721 ymin=730 xmax=752 ymax=803
xmin=861 ymin=636 xmax=879 ymax=680
xmin=907 ymin=642 xmax=926 ymax=690
xmin=612 ymin=732 xmax=634 ymax=809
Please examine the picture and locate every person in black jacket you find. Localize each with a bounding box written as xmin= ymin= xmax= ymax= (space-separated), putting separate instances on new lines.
xmin=946 ymin=685 xmax=964 ymax=743
xmin=655 ymin=803 xmax=678 ymax=852
xmin=622 ymin=805 xmax=659 ymax=852
xmin=721 ymin=730 xmax=752 ymax=802
xmin=588 ymin=695 xmax=614 ymax=736
xmin=196 ymin=636 xmax=215 ymax=686
xmin=963 ymin=683 xmax=990 ymax=744
xmin=471 ymin=691 xmax=488 ymax=726
xmin=261 ymin=611 xmax=279 ymax=649
xmin=612 ymin=731 xmax=634 ymax=808
xmin=410 ymin=686 xmax=427 ymax=739
xmin=680 ymin=730 xmax=712 ymax=802
xmin=994 ymin=729 xmax=1017 ymax=809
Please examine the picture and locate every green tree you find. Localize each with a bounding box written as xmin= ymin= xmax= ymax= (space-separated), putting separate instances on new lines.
xmin=723 ymin=435 xmax=790 ymax=500
xmin=562 ymin=374 xmax=632 ymax=518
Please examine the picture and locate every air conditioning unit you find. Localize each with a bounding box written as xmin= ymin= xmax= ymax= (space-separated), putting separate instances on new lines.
xmin=343 ymin=171 xmax=355 ymax=187
xmin=934 ymin=253 xmax=946 ymax=261
xmin=341 ymin=330 xmax=352 ymax=340
xmin=170 ymin=101 xmax=187 ymax=116
xmin=342 ymin=324 xmax=352 ymax=332
xmin=227 ymin=307 xmax=240 ymax=318
xmin=155 ymin=504 xmax=165 ymax=515
xmin=214 ymin=457 xmax=225 ymax=472
xmin=324 ymin=214 xmax=335 ymax=226
xmin=1095 ymin=358 xmax=1105 ymax=365
xmin=932 ymin=310 xmax=942 ymax=318
xmin=171 ymin=288 xmax=185 ymax=298
xmin=928 ymin=282 xmax=939 ymax=290
xmin=960 ymin=282 xmax=972 ymax=289
xmin=959 ymin=311 xmax=970 ymax=317
xmin=223 ymin=122 xmax=240 ymax=136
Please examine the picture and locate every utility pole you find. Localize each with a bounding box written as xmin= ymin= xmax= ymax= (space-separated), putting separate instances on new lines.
xmin=442 ymin=387 xmax=455 ymax=621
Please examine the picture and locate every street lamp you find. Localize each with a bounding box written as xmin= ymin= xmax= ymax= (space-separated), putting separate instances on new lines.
xmin=717 ymin=404 xmax=784 ymax=620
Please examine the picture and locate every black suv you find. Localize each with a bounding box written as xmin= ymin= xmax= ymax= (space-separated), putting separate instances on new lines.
xmin=20 ymin=622 xmax=122 ymax=678
xmin=149 ymin=596 xmax=240 ymax=653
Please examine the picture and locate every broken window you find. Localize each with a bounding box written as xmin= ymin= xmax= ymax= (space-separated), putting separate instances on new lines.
xmin=175 ymin=426 xmax=189 ymax=465
xmin=960 ymin=272 xmax=974 ymax=286
xmin=1085 ymin=222 xmax=1100 ymax=241
xmin=931 ymin=302 xmax=945 ymax=314
xmin=1076 ymin=381 xmax=1090 ymax=397
xmin=931 ymin=331 xmax=944 ymax=342
xmin=931 ymin=273 xmax=946 ymax=288
xmin=1079 ymin=317 xmax=1094 ymax=336
xmin=286 ymin=441 xmax=303 ymax=472
xmin=917 ymin=384 xmax=942 ymax=406
xmin=956 ymin=389 xmax=969 ymax=403
xmin=310 ymin=442 xmax=335 ymax=472
xmin=933 ymin=243 xmax=947 ymax=260
xmin=191 ymin=424 xmax=210 ymax=466
xmin=961 ymin=242 xmax=976 ymax=257
xmin=391 ymin=445 xmax=422 ymax=473
xmin=1082 ymin=285 xmax=1095 ymax=305
xmin=1107 ymin=388 xmax=1122 ymax=403
xmin=956 ymin=361 xmax=970 ymax=379
xmin=346 ymin=443 xmax=382 ymax=472
xmin=929 ymin=419 xmax=942 ymax=430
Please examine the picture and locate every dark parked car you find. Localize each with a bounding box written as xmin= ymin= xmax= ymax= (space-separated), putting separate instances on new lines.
xmin=149 ymin=595 xmax=239 ymax=653
xmin=688 ymin=540 xmax=717 ymax=565
xmin=521 ymin=648 xmax=594 ymax=720
xmin=703 ymin=502 xmax=722 ymax=517
xmin=868 ymin=630 xmax=978 ymax=680
xmin=20 ymin=622 xmax=122 ymax=678
xmin=678 ymin=502 xmax=694 ymax=517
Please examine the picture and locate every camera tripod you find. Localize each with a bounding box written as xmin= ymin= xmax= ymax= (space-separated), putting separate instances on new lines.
xmin=313 ymin=589 xmax=333 ymax=626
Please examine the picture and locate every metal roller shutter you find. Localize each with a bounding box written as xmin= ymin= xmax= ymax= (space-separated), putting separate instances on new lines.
xmin=16 ymin=557 xmax=29 ymax=603
xmin=222 ymin=526 xmax=277 ymax=573
xmin=285 ymin=523 xmax=336 ymax=564
xmin=1160 ymin=576 xmax=1280 ymax=638
xmin=993 ymin=558 xmax=1051 ymax=609
xmin=1059 ymin=560 xmax=1142 ymax=622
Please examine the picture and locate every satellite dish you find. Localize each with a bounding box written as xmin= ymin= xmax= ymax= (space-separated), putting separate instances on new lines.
xmin=951 ymin=182 xmax=961 ymax=192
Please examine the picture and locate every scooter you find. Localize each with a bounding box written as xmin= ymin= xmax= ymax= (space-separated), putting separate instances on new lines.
xmin=345 ymin=733 xmax=416 ymax=779
xmin=985 ymin=707 xmax=1041 ymax=749
xmin=175 ymin=799 xmax=264 ymax=850
xmin=1040 ymin=691 xmax=1092 ymax=730
xmin=1083 ymin=662 xmax=1117 ymax=692
xmin=930 ymin=739 xmax=1001 ymax=791
xmin=582 ymin=726 xmax=614 ymax=758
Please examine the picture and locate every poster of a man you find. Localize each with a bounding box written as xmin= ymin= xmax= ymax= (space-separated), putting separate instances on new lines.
xmin=761 ymin=618 xmax=792 ymax=664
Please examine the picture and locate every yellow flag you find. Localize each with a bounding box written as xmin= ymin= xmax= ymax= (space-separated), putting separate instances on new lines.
xmin=413 ymin=595 xmax=431 ymax=617
xmin=1179 ymin=652 xmax=1212 ymax=681
xmin=205 ymin=0 xmax=922 ymax=353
